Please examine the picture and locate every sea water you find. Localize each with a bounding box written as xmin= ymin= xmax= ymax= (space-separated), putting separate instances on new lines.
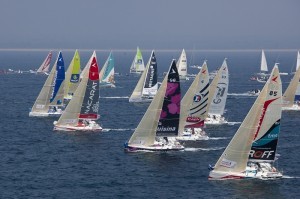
xmin=0 ymin=50 xmax=299 ymax=198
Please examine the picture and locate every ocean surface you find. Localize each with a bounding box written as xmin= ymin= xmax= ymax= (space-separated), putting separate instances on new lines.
xmin=0 ymin=50 xmax=299 ymax=198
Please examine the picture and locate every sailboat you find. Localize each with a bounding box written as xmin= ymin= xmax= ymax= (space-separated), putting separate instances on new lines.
xmin=176 ymin=60 xmax=210 ymax=141
xmin=208 ymin=65 xmax=283 ymax=180
xmin=290 ymin=51 xmax=300 ymax=75
xmin=130 ymin=47 xmax=145 ymax=74
xmin=53 ymin=51 xmax=102 ymax=131
xmin=205 ymin=58 xmax=229 ymax=125
xmin=282 ymin=61 xmax=300 ymax=110
xmin=125 ymin=59 xmax=184 ymax=152
xmin=256 ymin=50 xmax=269 ymax=83
xmin=176 ymin=49 xmax=188 ymax=80
xmin=99 ymin=51 xmax=116 ymax=88
xmin=29 ymin=51 xmax=65 ymax=117
xmin=33 ymin=51 xmax=52 ymax=75
xmin=129 ymin=50 xmax=158 ymax=103
xmin=64 ymin=50 xmax=81 ymax=100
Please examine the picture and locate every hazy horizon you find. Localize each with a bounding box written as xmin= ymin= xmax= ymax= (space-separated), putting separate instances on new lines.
xmin=0 ymin=0 xmax=299 ymax=50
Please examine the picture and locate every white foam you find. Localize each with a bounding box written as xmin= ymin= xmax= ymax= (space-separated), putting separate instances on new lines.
xmin=184 ymin=147 xmax=224 ymax=151
xmin=209 ymin=137 xmax=230 ymax=140
xmin=102 ymin=128 xmax=134 ymax=132
xmin=100 ymin=96 xmax=129 ymax=99
xmin=227 ymin=122 xmax=242 ymax=125
xmin=282 ymin=175 xmax=300 ymax=179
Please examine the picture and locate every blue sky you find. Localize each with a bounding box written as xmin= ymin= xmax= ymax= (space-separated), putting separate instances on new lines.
xmin=0 ymin=0 xmax=299 ymax=50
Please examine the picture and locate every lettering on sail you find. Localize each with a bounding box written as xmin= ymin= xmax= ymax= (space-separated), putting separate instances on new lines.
xmin=220 ymin=158 xmax=236 ymax=168
xmin=50 ymin=71 xmax=58 ymax=100
xmin=84 ymin=81 xmax=98 ymax=114
xmin=148 ymin=65 xmax=154 ymax=87
xmin=157 ymin=126 xmax=176 ymax=131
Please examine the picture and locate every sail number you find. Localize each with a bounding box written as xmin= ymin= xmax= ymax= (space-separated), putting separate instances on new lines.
xmin=170 ymin=78 xmax=177 ymax=82
xmin=269 ymin=91 xmax=277 ymax=96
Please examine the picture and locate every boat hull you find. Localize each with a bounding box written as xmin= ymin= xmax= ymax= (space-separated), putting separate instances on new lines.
xmin=282 ymin=104 xmax=300 ymax=111
xmin=209 ymin=163 xmax=283 ymax=180
xmin=124 ymin=144 xmax=184 ymax=152
xmin=129 ymin=97 xmax=153 ymax=103
xmin=53 ymin=121 xmax=102 ymax=132
xmin=176 ymin=134 xmax=209 ymax=141
xmin=29 ymin=111 xmax=62 ymax=117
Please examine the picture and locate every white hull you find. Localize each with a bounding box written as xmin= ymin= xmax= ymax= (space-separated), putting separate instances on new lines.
xmin=129 ymin=97 xmax=153 ymax=103
xmin=99 ymin=82 xmax=116 ymax=88
xmin=282 ymin=104 xmax=300 ymax=111
xmin=53 ymin=122 xmax=102 ymax=132
xmin=125 ymin=143 xmax=184 ymax=152
xmin=29 ymin=111 xmax=62 ymax=117
xmin=176 ymin=128 xmax=209 ymax=141
xmin=209 ymin=163 xmax=282 ymax=180
xmin=205 ymin=115 xmax=227 ymax=125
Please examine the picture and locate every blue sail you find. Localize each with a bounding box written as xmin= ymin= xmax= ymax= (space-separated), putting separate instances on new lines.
xmin=50 ymin=52 xmax=65 ymax=104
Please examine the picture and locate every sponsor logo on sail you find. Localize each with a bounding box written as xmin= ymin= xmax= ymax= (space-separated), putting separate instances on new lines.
xmin=84 ymin=81 xmax=98 ymax=114
xmin=157 ymin=126 xmax=176 ymax=132
xmin=249 ymin=150 xmax=274 ymax=159
xmin=220 ymin=158 xmax=236 ymax=168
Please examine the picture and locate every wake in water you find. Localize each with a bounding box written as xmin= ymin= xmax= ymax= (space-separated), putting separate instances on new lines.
xmin=228 ymin=93 xmax=258 ymax=97
xmin=282 ymin=175 xmax=300 ymax=179
xmin=184 ymin=147 xmax=225 ymax=152
xmin=100 ymin=96 xmax=129 ymax=99
xmin=102 ymin=128 xmax=135 ymax=132
xmin=209 ymin=137 xmax=230 ymax=140
xmin=227 ymin=121 xmax=241 ymax=125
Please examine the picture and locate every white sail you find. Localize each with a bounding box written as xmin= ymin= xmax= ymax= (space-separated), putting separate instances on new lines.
xmin=54 ymin=51 xmax=102 ymax=131
xmin=176 ymin=49 xmax=187 ymax=79
xmin=99 ymin=51 xmax=115 ymax=88
xmin=80 ymin=51 xmax=96 ymax=79
xmin=178 ymin=61 xmax=209 ymax=136
xmin=36 ymin=51 xmax=52 ymax=73
xmin=30 ymin=51 xmax=65 ymax=116
xmin=282 ymin=63 xmax=300 ymax=109
xmin=260 ymin=50 xmax=268 ymax=72
xmin=208 ymin=58 xmax=229 ymax=116
xmin=296 ymin=51 xmax=300 ymax=71
xmin=127 ymin=60 xmax=183 ymax=151
xmin=129 ymin=50 xmax=158 ymax=103
xmin=209 ymin=65 xmax=282 ymax=180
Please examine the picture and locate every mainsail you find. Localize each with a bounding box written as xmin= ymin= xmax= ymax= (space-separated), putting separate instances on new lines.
xmin=64 ymin=50 xmax=81 ymax=99
xmin=55 ymin=51 xmax=100 ymax=127
xmin=211 ymin=65 xmax=281 ymax=174
xmin=283 ymin=63 xmax=300 ymax=107
xmin=176 ymin=49 xmax=187 ymax=79
xmin=36 ymin=51 xmax=52 ymax=73
xmin=208 ymin=59 xmax=229 ymax=116
xmin=129 ymin=50 xmax=158 ymax=102
xmin=128 ymin=60 xmax=180 ymax=146
xmin=178 ymin=61 xmax=209 ymax=135
xmin=99 ymin=51 xmax=115 ymax=87
xmin=30 ymin=51 xmax=65 ymax=114
xmin=130 ymin=47 xmax=145 ymax=74
xmin=260 ymin=50 xmax=268 ymax=73
xmin=156 ymin=60 xmax=181 ymax=137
